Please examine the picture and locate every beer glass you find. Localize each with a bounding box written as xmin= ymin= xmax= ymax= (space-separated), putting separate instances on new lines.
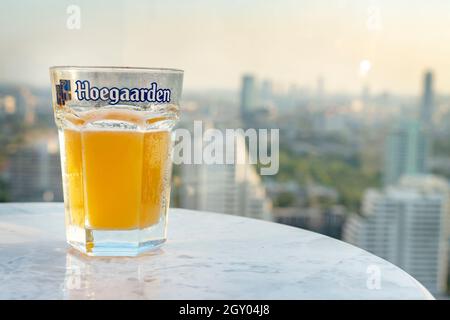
xmin=50 ymin=67 xmax=183 ymax=256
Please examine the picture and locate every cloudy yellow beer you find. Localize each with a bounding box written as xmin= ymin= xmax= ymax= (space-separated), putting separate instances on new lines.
xmin=62 ymin=117 xmax=171 ymax=230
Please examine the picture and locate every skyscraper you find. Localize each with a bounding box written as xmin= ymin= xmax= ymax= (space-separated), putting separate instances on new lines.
xmin=383 ymin=120 xmax=429 ymax=186
xmin=317 ymin=76 xmax=324 ymax=102
xmin=361 ymin=85 xmax=370 ymax=105
xmin=6 ymin=137 xmax=63 ymax=201
xmin=260 ymin=79 xmax=273 ymax=104
xmin=343 ymin=175 xmax=449 ymax=295
xmin=240 ymin=74 xmax=256 ymax=121
xmin=420 ymin=70 xmax=434 ymax=126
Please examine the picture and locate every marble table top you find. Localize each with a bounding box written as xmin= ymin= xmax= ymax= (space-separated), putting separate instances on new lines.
xmin=0 ymin=203 xmax=433 ymax=300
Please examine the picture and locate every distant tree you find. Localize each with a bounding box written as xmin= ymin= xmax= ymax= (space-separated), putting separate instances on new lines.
xmin=275 ymin=192 xmax=295 ymax=207
xmin=274 ymin=145 xmax=381 ymax=212
xmin=0 ymin=177 xmax=9 ymax=202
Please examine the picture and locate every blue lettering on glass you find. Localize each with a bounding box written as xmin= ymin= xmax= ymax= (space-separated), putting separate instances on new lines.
xmin=75 ymin=80 xmax=171 ymax=104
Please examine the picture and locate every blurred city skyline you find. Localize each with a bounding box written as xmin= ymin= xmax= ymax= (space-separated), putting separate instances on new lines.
xmin=2 ymin=0 xmax=450 ymax=94
xmin=2 ymin=0 xmax=450 ymax=297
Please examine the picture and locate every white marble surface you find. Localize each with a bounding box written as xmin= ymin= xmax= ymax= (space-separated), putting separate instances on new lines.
xmin=0 ymin=203 xmax=433 ymax=300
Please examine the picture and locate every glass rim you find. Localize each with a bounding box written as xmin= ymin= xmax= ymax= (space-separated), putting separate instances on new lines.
xmin=49 ymin=66 xmax=184 ymax=74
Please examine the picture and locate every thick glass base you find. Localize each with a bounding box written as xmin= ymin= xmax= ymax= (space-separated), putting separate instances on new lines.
xmin=66 ymin=222 xmax=167 ymax=257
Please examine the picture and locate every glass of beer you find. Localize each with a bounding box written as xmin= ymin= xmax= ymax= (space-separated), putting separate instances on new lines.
xmin=50 ymin=67 xmax=183 ymax=256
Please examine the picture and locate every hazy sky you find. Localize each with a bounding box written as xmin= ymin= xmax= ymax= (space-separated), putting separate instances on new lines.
xmin=1 ymin=0 xmax=450 ymax=94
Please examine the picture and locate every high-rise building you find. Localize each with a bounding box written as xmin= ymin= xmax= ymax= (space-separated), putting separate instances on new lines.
xmin=178 ymin=129 xmax=272 ymax=221
xmin=383 ymin=120 xmax=429 ymax=186
xmin=317 ymin=76 xmax=324 ymax=102
xmin=240 ymin=74 xmax=256 ymax=121
xmin=5 ymin=137 xmax=63 ymax=202
xmin=343 ymin=175 xmax=449 ymax=295
xmin=361 ymin=85 xmax=370 ymax=105
xmin=420 ymin=70 xmax=434 ymax=126
xmin=260 ymin=79 xmax=273 ymax=104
